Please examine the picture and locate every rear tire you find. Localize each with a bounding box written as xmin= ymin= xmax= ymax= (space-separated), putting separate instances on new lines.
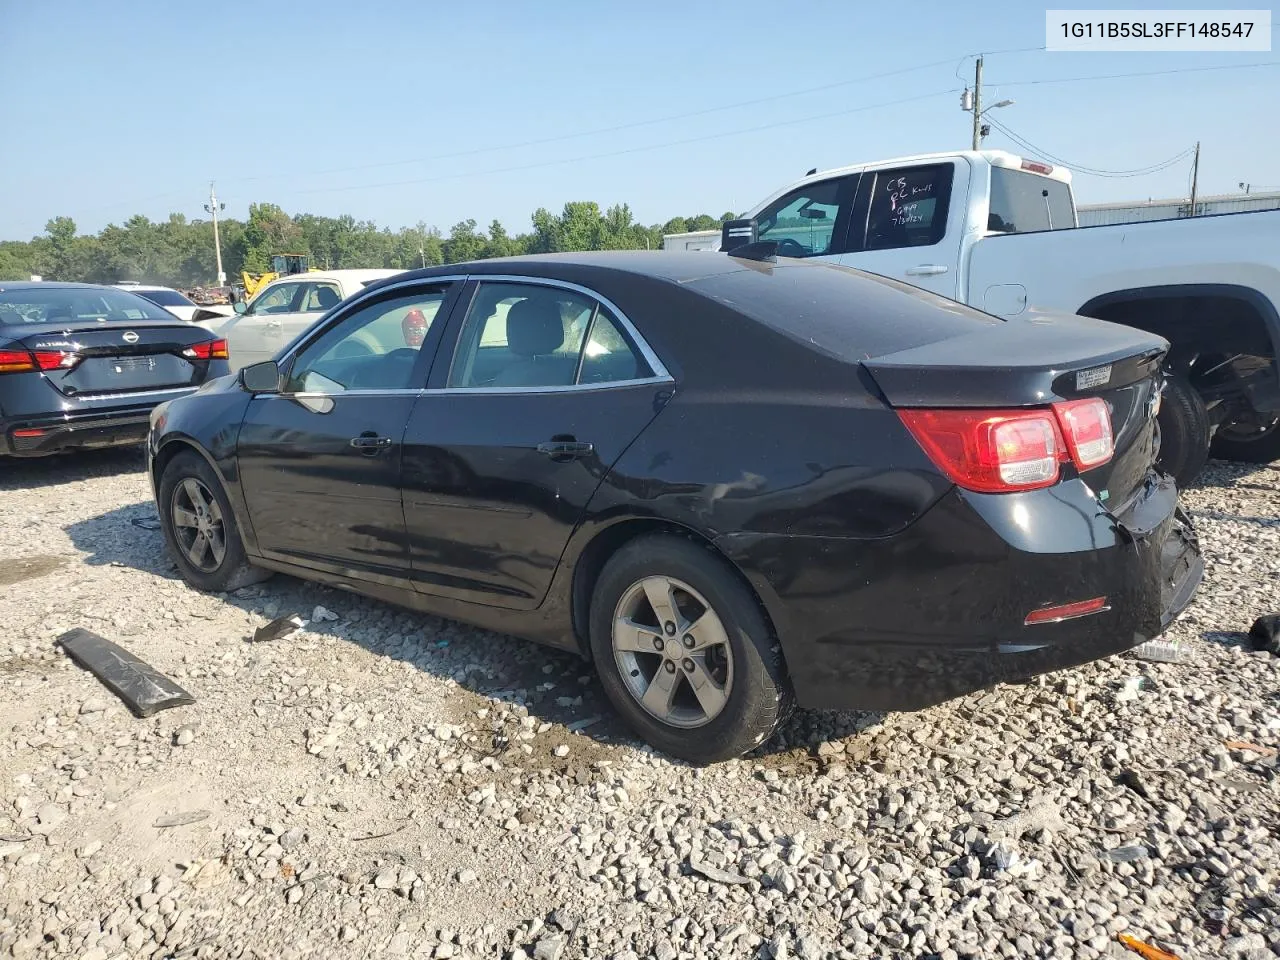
xmin=1155 ymin=374 xmax=1210 ymax=487
xmin=158 ymin=450 xmax=270 ymax=592
xmin=588 ymin=534 xmax=792 ymax=764
xmin=1209 ymin=418 xmax=1280 ymax=465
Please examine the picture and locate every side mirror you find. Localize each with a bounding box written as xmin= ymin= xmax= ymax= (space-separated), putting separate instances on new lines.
xmin=240 ymin=360 xmax=280 ymax=394
xmin=233 ymin=301 xmax=248 ymax=315
xmin=720 ymin=217 xmax=758 ymax=252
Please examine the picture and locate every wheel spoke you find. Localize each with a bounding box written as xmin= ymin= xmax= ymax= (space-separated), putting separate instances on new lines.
xmin=172 ymin=506 xmax=199 ymax=528
xmin=181 ymin=478 xmax=207 ymax=512
xmin=614 ymin=617 xmax=660 ymax=653
xmin=683 ymin=608 xmax=729 ymax=653
xmin=205 ymin=496 xmax=223 ymax=524
xmin=640 ymin=666 xmax=680 ymax=719
xmin=186 ymin=532 xmax=209 ymax=567
xmin=642 ymin=577 xmax=681 ymax=631
xmin=685 ymin=656 xmax=728 ymax=718
xmin=207 ymin=525 xmax=226 ymax=565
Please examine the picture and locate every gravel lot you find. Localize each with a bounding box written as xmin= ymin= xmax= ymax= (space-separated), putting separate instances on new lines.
xmin=1 ymin=448 xmax=1278 ymax=960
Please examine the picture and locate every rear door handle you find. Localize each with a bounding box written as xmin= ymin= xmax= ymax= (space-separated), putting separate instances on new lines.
xmin=350 ymin=433 xmax=392 ymax=455
xmin=905 ymin=264 xmax=949 ymax=276
xmin=537 ymin=439 xmax=594 ymax=461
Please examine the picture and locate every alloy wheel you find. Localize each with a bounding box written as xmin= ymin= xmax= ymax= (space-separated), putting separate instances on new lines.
xmin=170 ymin=477 xmax=226 ymax=573
xmin=611 ymin=575 xmax=734 ymax=729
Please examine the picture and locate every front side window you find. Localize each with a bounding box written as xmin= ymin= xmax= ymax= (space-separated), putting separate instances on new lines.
xmin=863 ymin=164 xmax=953 ymax=250
xmin=301 ymin=283 xmax=343 ymax=313
xmin=284 ymin=288 xmax=449 ymax=393
xmin=754 ymin=177 xmax=849 ymax=257
xmin=988 ymin=168 xmax=1074 ymax=234
xmin=448 ymin=283 xmax=653 ymax=389
xmin=246 ymin=282 xmax=301 ymax=316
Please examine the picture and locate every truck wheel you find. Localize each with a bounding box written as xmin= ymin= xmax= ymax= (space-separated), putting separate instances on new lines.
xmin=1210 ymin=418 xmax=1280 ymax=465
xmin=1156 ymin=374 xmax=1210 ymax=487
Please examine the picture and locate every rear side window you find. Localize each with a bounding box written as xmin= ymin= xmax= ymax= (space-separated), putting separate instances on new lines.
xmin=988 ymin=168 xmax=1075 ymax=233
xmin=301 ymin=283 xmax=342 ymax=312
xmin=753 ymin=176 xmax=853 ymax=258
xmin=862 ymin=164 xmax=953 ymax=250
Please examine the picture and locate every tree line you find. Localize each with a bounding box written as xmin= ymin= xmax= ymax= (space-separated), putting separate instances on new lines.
xmin=0 ymin=202 xmax=736 ymax=287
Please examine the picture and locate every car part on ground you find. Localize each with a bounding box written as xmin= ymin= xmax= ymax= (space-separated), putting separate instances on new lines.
xmin=148 ymin=252 xmax=1203 ymax=762
xmin=57 ymin=627 xmax=195 ymax=717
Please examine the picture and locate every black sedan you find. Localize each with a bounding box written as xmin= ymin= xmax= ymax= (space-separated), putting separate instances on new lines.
xmin=147 ymin=252 xmax=1202 ymax=763
xmin=0 ymin=282 xmax=229 ymax=457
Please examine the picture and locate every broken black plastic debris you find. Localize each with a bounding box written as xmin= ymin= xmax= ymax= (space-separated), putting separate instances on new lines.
xmin=1248 ymin=614 xmax=1280 ymax=655
xmin=251 ymin=614 xmax=305 ymax=643
xmin=57 ymin=628 xmax=195 ymax=718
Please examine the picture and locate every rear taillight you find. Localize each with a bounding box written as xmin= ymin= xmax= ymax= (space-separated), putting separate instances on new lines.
xmin=184 ymin=338 xmax=228 ymax=360
xmin=0 ymin=349 xmax=36 ymax=374
xmin=899 ymin=398 xmax=1114 ymax=493
xmin=1056 ymin=397 xmax=1114 ymax=468
xmin=0 ymin=348 xmax=80 ymax=373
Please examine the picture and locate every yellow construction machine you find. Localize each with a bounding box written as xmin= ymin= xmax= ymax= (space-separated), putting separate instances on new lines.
xmin=240 ymin=253 xmax=317 ymax=299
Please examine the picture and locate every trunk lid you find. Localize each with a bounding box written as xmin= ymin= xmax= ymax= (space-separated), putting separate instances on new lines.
xmin=863 ymin=312 xmax=1168 ymax=509
xmin=8 ymin=320 xmax=216 ymax=398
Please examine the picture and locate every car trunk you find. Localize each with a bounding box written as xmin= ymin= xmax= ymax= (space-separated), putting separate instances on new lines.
xmin=862 ymin=312 xmax=1168 ymax=509
xmin=8 ymin=320 xmax=215 ymax=398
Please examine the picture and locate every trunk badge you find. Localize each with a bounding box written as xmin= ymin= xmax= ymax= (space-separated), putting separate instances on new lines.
xmin=123 ymin=331 xmax=139 ymax=344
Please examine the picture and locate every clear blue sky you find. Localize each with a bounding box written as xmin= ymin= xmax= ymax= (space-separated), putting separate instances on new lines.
xmin=1 ymin=0 xmax=1276 ymax=241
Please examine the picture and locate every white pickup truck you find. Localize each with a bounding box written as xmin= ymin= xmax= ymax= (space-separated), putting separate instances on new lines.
xmin=719 ymin=150 xmax=1280 ymax=484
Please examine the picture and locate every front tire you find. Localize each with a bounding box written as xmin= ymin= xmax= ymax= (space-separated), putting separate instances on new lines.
xmin=588 ymin=535 xmax=791 ymax=764
xmin=158 ymin=450 xmax=269 ymax=592
xmin=1210 ymin=418 xmax=1280 ymax=465
xmin=1155 ymin=374 xmax=1210 ymax=487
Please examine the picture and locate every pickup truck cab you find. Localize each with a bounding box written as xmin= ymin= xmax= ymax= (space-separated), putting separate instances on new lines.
xmin=722 ymin=150 xmax=1280 ymax=483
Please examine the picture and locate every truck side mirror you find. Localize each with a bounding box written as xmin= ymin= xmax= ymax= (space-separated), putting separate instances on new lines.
xmin=721 ymin=218 xmax=758 ymax=252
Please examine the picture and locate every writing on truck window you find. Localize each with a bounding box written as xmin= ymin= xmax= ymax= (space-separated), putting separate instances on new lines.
xmin=864 ymin=164 xmax=951 ymax=251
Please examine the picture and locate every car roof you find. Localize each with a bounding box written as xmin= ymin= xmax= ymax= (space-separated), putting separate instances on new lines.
xmin=113 ymin=284 xmax=175 ymax=291
xmin=395 ymin=251 xmax=763 ymax=286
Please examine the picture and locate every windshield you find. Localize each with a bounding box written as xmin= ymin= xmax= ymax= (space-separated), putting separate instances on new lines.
xmin=133 ymin=288 xmax=194 ymax=308
xmin=0 ymin=287 xmax=176 ymax=325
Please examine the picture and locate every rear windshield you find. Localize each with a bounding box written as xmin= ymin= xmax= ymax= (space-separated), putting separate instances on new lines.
xmin=685 ymin=261 xmax=998 ymax=361
xmin=0 ymin=287 xmax=176 ymax=325
xmin=988 ymin=168 xmax=1075 ymax=233
xmin=133 ymin=288 xmax=193 ymax=308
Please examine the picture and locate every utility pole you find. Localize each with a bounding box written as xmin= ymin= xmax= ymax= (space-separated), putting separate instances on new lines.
xmin=203 ymin=182 xmax=226 ymax=286
xmin=971 ymin=56 xmax=983 ymax=151
xmin=1189 ymin=142 xmax=1200 ymax=216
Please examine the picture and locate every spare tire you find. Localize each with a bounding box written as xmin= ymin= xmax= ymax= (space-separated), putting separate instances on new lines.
xmin=1155 ymin=374 xmax=1210 ymax=487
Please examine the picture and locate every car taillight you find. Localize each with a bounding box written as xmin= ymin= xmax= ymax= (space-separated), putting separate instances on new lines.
xmin=184 ymin=339 xmax=228 ymax=360
xmin=1 ymin=348 xmax=81 ymax=373
xmin=0 ymin=349 xmax=36 ymax=374
xmin=1056 ymin=397 xmax=1114 ymax=468
xmin=899 ymin=399 xmax=1114 ymax=494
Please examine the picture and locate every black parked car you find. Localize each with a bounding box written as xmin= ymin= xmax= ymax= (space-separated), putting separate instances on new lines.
xmin=147 ymin=252 xmax=1202 ymax=763
xmin=0 ymin=282 xmax=229 ymax=457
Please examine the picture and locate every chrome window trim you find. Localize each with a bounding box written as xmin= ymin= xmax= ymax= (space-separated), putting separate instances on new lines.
xmin=274 ymin=272 xmax=675 ymax=397
xmin=72 ymin=385 xmax=196 ymax=402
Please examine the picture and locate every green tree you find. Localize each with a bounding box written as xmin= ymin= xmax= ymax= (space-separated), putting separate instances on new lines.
xmin=442 ymin=220 xmax=484 ymax=264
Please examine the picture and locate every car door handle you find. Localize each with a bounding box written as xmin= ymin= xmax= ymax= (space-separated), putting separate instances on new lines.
xmin=537 ymin=439 xmax=594 ymax=460
xmin=905 ymin=265 xmax=949 ymax=276
xmin=350 ymin=433 xmax=392 ymax=454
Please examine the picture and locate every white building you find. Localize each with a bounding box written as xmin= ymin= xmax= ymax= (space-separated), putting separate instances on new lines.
xmin=661 ymin=229 xmax=721 ymax=251
xmin=1077 ymin=191 xmax=1280 ymax=226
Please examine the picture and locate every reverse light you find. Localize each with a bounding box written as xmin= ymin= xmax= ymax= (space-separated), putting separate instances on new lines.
xmin=899 ymin=398 xmax=1115 ymax=493
xmin=184 ymin=338 xmax=229 ymax=360
xmin=1024 ymin=596 xmax=1109 ymax=625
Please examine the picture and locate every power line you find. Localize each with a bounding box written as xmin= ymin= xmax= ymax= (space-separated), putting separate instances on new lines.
xmin=294 ymin=87 xmax=964 ymax=197
xmin=986 ymin=117 xmax=1195 ymax=178
xmin=230 ymin=45 xmax=1048 ymax=187
xmin=991 ymin=59 xmax=1280 ymax=88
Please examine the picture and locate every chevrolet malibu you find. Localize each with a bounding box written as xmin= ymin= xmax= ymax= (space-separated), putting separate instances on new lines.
xmin=1 ymin=282 xmax=230 ymax=457
xmin=147 ymin=251 xmax=1202 ymax=763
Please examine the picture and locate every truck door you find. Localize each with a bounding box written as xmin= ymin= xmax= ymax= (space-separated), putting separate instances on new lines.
xmin=750 ymin=174 xmax=861 ymax=264
xmin=839 ymin=161 xmax=967 ymax=300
